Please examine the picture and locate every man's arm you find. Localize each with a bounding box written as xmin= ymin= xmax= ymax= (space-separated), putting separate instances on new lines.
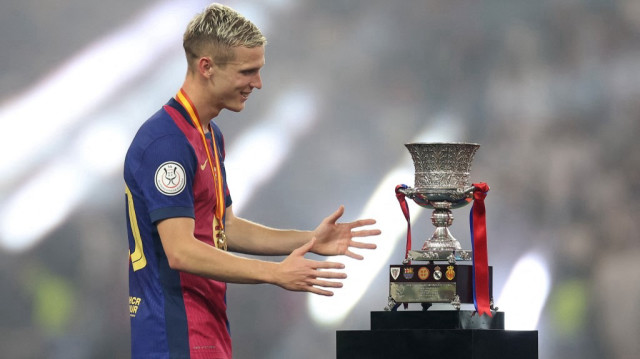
xmin=157 ymin=217 xmax=346 ymax=296
xmin=224 ymin=205 xmax=380 ymax=259
xmin=224 ymin=206 xmax=311 ymax=255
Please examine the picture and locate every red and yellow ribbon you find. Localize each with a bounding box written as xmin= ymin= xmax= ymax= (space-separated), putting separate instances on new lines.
xmin=176 ymin=89 xmax=227 ymax=250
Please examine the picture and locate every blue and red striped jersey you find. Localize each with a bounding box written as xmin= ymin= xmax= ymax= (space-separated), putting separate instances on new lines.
xmin=124 ymin=98 xmax=233 ymax=359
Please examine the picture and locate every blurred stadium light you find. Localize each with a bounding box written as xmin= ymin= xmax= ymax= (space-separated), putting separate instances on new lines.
xmin=498 ymin=253 xmax=551 ymax=330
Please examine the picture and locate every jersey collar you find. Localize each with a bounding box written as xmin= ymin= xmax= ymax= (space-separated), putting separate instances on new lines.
xmin=166 ymin=97 xmax=196 ymax=129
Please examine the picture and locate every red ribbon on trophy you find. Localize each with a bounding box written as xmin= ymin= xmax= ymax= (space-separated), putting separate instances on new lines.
xmin=395 ymin=185 xmax=412 ymax=264
xmin=470 ymin=182 xmax=492 ymax=317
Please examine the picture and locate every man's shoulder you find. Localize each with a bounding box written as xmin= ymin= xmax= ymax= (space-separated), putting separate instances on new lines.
xmin=124 ymin=104 xmax=195 ymax=174
xmin=130 ymin=106 xmax=188 ymax=150
xmin=140 ymin=106 xmax=181 ymax=137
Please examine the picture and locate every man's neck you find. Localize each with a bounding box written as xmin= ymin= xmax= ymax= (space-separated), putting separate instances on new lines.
xmin=180 ymin=81 xmax=219 ymax=132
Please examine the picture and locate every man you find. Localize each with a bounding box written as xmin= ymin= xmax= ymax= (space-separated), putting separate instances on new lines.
xmin=124 ymin=3 xmax=380 ymax=359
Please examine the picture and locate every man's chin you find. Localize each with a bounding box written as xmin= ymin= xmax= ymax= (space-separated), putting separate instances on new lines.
xmin=226 ymin=103 xmax=245 ymax=113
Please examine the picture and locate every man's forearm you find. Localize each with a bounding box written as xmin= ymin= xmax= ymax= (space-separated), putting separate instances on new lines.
xmin=224 ymin=214 xmax=312 ymax=256
xmin=169 ymin=236 xmax=280 ymax=283
xmin=158 ymin=216 xmax=280 ymax=285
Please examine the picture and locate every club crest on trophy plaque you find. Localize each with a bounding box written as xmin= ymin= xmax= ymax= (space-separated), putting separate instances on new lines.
xmin=386 ymin=142 xmax=495 ymax=316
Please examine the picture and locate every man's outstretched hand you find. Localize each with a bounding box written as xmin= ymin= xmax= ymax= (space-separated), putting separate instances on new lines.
xmin=311 ymin=205 xmax=380 ymax=260
xmin=276 ymin=238 xmax=347 ymax=296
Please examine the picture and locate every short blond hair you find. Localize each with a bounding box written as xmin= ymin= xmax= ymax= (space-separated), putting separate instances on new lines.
xmin=183 ymin=3 xmax=266 ymax=69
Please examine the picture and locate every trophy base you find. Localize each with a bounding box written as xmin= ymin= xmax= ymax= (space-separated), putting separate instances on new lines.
xmin=408 ymin=249 xmax=473 ymax=262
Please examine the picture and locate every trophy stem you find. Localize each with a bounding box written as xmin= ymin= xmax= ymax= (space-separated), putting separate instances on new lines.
xmin=422 ymin=202 xmax=462 ymax=251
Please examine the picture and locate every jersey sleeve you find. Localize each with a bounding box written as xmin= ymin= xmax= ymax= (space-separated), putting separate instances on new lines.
xmin=134 ymin=134 xmax=198 ymax=223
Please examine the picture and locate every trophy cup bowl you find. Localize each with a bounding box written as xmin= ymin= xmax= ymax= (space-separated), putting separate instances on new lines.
xmin=402 ymin=142 xmax=480 ymax=253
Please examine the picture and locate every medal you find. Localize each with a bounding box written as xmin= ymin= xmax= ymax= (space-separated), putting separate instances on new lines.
xmin=217 ymin=230 xmax=228 ymax=251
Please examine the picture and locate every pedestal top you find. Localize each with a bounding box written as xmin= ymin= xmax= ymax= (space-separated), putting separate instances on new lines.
xmin=371 ymin=310 xmax=504 ymax=330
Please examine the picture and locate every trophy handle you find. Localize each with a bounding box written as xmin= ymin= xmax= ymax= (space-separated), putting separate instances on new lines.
xmin=401 ymin=186 xmax=475 ymax=207
xmin=400 ymin=186 xmax=475 ymax=196
xmin=397 ymin=186 xmax=415 ymax=198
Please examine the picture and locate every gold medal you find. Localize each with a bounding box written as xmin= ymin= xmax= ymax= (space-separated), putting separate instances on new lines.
xmin=217 ymin=230 xmax=228 ymax=251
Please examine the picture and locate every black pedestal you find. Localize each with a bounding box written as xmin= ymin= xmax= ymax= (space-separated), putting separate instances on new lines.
xmin=371 ymin=310 xmax=505 ymax=330
xmin=336 ymin=311 xmax=538 ymax=359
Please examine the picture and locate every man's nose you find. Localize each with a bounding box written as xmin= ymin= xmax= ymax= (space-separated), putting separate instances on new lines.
xmin=251 ymin=73 xmax=262 ymax=89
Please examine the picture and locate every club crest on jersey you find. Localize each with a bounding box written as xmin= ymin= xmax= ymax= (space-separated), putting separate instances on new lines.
xmin=155 ymin=161 xmax=186 ymax=196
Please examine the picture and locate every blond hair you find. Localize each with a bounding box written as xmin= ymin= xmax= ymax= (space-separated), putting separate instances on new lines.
xmin=183 ymin=3 xmax=266 ymax=69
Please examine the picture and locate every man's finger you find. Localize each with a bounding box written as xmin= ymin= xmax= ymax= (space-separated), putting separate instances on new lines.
xmin=312 ymin=260 xmax=345 ymax=270
xmin=324 ymin=205 xmax=345 ymax=224
xmin=351 ymin=229 xmax=382 ymax=237
xmin=292 ymin=237 xmax=316 ymax=256
xmin=348 ymin=240 xmax=377 ymax=250
xmin=312 ymin=269 xmax=347 ymax=279
xmin=344 ymin=250 xmax=364 ymax=260
xmin=310 ymin=279 xmax=343 ymax=289
xmin=308 ymin=287 xmax=334 ymax=296
xmin=348 ymin=218 xmax=377 ymax=228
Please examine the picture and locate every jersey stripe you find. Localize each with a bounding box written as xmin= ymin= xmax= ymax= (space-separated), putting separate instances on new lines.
xmin=126 ymin=184 xmax=147 ymax=271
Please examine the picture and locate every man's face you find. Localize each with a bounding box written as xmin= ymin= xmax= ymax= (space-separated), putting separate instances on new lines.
xmin=209 ymin=45 xmax=265 ymax=113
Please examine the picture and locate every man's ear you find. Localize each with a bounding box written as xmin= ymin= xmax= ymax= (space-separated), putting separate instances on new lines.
xmin=197 ymin=57 xmax=214 ymax=78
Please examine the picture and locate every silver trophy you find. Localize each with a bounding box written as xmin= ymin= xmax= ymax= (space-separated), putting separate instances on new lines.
xmin=399 ymin=142 xmax=480 ymax=263
xmin=386 ymin=142 xmax=495 ymax=311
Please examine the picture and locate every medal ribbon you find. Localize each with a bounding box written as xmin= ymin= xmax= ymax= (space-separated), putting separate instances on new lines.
xmin=176 ymin=89 xmax=227 ymax=249
xmin=469 ymin=182 xmax=492 ymax=317
xmin=395 ymin=185 xmax=412 ymax=264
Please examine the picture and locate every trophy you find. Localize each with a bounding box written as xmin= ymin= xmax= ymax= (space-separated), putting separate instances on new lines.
xmin=386 ymin=142 xmax=494 ymax=314
xmin=338 ymin=143 xmax=538 ymax=358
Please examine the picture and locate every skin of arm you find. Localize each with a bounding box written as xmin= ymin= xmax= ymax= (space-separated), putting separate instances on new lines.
xmin=224 ymin=205 xmax=380 ymax=259
xmin=224 ymin=206 xmax=312 ymax=256
xmin=157 ymin=216 xmax=348 ymax=296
